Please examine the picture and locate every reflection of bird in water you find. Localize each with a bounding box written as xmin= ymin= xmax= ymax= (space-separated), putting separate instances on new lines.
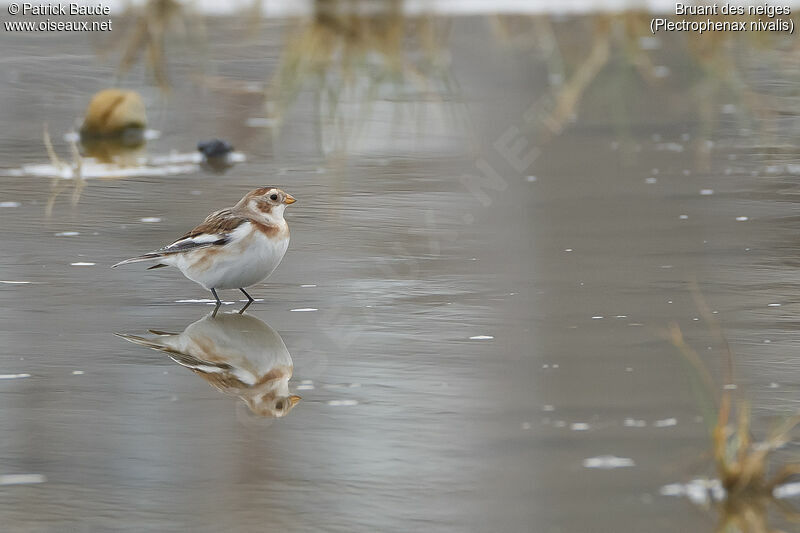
xmin=116 ymin=312 xmax=301 ymax=418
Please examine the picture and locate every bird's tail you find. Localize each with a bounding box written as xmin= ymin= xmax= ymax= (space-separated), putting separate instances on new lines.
xmin=114 ymin=332 xmax=227 ymax=371
xmin=111 ymin=253 xmax=163 ymax=268
xmin=114 ymin=332 xmax=171 ymax=352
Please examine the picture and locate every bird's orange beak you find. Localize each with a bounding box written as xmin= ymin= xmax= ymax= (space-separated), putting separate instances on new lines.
xmin=285 ymin=194 xmax=296 ymax=205
xmin=289 ymin=395 xmax=302 ymax=406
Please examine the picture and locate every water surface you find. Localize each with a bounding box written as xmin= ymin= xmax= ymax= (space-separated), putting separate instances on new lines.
xmin=1 ymin=8 xmax=799 ymax=533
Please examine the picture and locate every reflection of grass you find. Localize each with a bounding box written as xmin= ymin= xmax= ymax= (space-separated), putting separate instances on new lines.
xmin=266 ymin=0 xmax=465 ymax=155
xmin=541 ymin=17 xmax=611 ymax=139
xmin=666 ymin=284 xmax=799 ymax=532
xmin=41 ymin=125 xmax=150 ymax=215
xmin=496 ymin=12 xmax=787 ymax=168
xmin=43 ymin=124 xmax=85 ymax=216
xmin=112 ymin=0 xmax=205 ymax=90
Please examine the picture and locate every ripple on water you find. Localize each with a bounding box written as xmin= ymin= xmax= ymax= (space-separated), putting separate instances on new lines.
xmin=8 ymin=161 xmax=199 ymax=180
xmin=624 ymin=418 xmax=647 ymax=428
xmin=0 ymin=373 xmax=31 ymax=379
xmin=582 ymin=456 xmax=635 ymax=469
xmin=654 ymin=418 xmax=677 ymax=428
xmin=175 ymin=299 xmax=234 ymax=305
xmin=662 ymin=478 xmax=800 ymax=504
xmin=327 ymin=400 xmax=358 ymax=407
xmin=773 ymin=482 xmax=800 ymax=499
xmin=0 ymin=474 xmax=46 ymax=485
xmin=661 ymin=480 xmax=720 ymax=504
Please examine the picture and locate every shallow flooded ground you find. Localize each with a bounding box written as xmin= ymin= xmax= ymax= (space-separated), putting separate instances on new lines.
xmin=1 ymin=7 xmax=799 ymax=533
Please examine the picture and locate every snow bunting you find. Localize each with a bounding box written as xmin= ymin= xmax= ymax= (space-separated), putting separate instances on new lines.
xmin=116 ymin=311 xmax=301 ymax=418
xmin=113 ymin=187 xmax=295 ymax=308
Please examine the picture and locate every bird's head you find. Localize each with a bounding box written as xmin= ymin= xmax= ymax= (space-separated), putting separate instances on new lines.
xmin=246 ymin=393 xmax=302 ymax=418
xmin=239 ymin=187 xmax=296 ymax=218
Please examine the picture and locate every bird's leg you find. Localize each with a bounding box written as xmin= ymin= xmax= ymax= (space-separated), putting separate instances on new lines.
xmin=210 ymin=288 xmax=222 ymax=304
xmin=239 ymin=288 xmax=254 ymax=302
xmin=238 ymin=288 xmax=254 ymax=314
xmin=211 ymin=288 xmax=221 ymax=317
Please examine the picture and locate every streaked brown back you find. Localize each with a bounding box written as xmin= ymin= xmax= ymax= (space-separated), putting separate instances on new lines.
xmin=179 ymin=208 xmax=248 ymax=240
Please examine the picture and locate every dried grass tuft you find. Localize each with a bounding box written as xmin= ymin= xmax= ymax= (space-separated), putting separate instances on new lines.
xmin=666 ymin=282 xmax=799 ymax=532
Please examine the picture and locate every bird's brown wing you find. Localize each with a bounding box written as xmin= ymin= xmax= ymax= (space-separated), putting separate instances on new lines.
xmin=157 ymin=209 xmax=249 ymax=254
xmin=177 ymin=208 xmax=248 ymax=241
xmin=111 ymin=209 xmax=250 ymax=268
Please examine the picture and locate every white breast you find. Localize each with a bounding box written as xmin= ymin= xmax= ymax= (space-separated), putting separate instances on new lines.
xmin=175 ymin=222 xmax=289 ymax=290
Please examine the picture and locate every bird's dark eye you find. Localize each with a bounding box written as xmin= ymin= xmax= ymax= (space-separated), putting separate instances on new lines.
xmin=270 ymin=194 xmax=278 ymax=201
xmin=275 ymin=401 xmax=284 ymax=410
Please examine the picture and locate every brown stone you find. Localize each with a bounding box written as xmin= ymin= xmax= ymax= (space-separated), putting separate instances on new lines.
xmin=79 ymin=89 xmax=147 ymax=138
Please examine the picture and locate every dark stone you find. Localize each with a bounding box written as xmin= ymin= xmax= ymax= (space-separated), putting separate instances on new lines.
xmin=197 ymin=139 xmax=234 ymax=158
